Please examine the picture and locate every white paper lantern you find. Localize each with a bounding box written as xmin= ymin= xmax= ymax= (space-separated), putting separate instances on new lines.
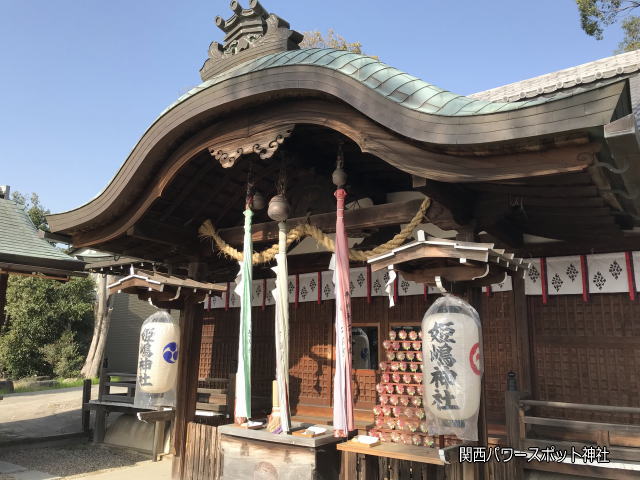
xmin=422 ymin=311 xmax=482 ymax=421
xmin=351 ymin=328 xmax=371 ymax=370
xmin=137 ymin=313 xmax=180 ymax=394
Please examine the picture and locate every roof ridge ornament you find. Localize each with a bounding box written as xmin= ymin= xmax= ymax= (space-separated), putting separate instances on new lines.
xmin=200 ymin=0 xmax=303 ymax=81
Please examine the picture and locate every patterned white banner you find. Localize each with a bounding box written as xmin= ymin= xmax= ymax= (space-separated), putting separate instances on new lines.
xmin=265 ymin=278 xmax=276 ymax=306
xmin=546 ymin=256 xmax=583 ymax=295
xmin=349 ymin=267 xmax=368 ymax=298
xmin=370 ymin=268 xmax=387 ymax=297
xmin=206 ymin=251 xmax=640 ymax=308
xmin=321 ymin=270 xmax=335 ymax=300
xmin=298 ymin=272 xmax=320 ymax=303
xmin=250 ymin=279 xmax=263 ymax=307
xmin=229 ymin=281 xmax=240 ymax=308
xmin=286 ymin=275 xmax=296 ymax=304
xmin=210 ymin=294 xmax=225 ymax=309
xmin=398 ymin=272 xmax=424 ymax=296
xmin=524 ymin=258 xmax=542 ymax=295
xmin=587 ymin=253 xmax=628 ymax=294
xmin=482 ymin=275 xmax=513 ymax=293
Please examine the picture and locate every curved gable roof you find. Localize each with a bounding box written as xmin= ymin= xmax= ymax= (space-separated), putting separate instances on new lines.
xmin=48 ymin=48 xmax=628 ymax=238
xmin=166 ymin=48 xmax=618 ymax=118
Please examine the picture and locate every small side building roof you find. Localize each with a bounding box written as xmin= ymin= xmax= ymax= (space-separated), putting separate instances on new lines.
xmin=0 ymin=197 xmax=85 ymax=275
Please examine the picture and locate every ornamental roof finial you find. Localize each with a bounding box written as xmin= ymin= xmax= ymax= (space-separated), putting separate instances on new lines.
xmin=200 ymin=1 xmax=303 ymax=81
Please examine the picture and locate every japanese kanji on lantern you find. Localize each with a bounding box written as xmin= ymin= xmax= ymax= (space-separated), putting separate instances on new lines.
xmin=134 ymin=310 xmax=180 ymax=409
xmin=422 ymin=294 xmax=483 ymax=441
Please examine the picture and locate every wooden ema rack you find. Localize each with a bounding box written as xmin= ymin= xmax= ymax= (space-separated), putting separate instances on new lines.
xmin=369 ymin=328 xmax=458 ymax=448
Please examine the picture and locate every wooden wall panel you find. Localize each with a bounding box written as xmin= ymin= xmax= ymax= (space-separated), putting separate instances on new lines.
xmin=183 ymin=422 xmax=219 ymax=480
xmin=480 ymin=291 xmax=520 ymax=423
xmin=198 ymin=292 xmax=523 ymax=425
xmin=200 ymin=306 xmax=274 ymax=400
xmin=289 ymin=300 xmax=334 ymax=408
xmin=528 ymin=293 xmax=640 ymax=425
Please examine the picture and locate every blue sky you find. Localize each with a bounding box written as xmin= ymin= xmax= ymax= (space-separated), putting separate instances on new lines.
xmin=0 ymin=1 xmax=627 ymax=214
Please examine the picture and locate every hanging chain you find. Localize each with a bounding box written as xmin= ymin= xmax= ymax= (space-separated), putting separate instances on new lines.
xmin=277 ymin=152 xmax=287 ymax=195
xmin=245 ymin=161 xmax=254 ymax=209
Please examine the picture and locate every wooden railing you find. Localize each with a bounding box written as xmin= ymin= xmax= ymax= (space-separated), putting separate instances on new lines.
xmin=196 ymin=375 xmax=235 ymax=416
xmin=98 ymin=370 xmax=136 ymax=404
xmin=505 ymin=373 xmax=640 ymax=479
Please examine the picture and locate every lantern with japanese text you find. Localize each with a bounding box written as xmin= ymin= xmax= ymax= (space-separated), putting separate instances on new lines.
xmin=134 ymin=311 xmax=180 ymax=408
xmin=352 ymin=327 xmax=371 ymax=370
xmin=421 ymin=295 xmax=482 ymax=440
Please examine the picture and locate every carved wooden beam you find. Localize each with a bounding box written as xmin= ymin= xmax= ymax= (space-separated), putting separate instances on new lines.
xmin=208 ymin=124 xmax=294 ymax=168
xmin=215 ymin=199 xmax=436 ymax=245
xmin=399 ymin=264 xmax=507 ymax=287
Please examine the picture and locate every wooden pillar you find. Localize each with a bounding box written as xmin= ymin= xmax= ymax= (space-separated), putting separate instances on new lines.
xmin=456 ymin=227 xmax=488 ymax=480
xmin=339 ymin=451 xmax=357 ymax=479
xmin=469 ymin=287 xmax=489 ymax=480
xmin=512 ymin=275 xmax=533 ymax=395
xmin=0 ymin=272 xmax=8 ymax=332
xmin=82 ymin=379 xmax=92 ymax=434
xmin=152 ymin=420 xmax=167 ymax=462
xmin=172 ymin=291 xmax=204 ymax=480
xmin=505 ymin=383 xmax=526 ymax=480
xmin=93 ymin=406 xmax=106 ymax=444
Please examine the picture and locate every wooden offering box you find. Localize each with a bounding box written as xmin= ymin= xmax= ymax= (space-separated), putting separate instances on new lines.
xmin=218 ymin=423 xmax=343 ymax=479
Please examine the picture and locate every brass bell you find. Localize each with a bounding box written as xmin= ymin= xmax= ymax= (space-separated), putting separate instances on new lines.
xmin=268 ymin=194 xmax=290 ymax=222
xmin=252 ymin=190 xmax=266 ymax=210
xmin=332 ymin=166 xmax=347 ymax=188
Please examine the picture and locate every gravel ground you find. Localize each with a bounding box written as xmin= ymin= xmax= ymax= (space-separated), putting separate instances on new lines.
xmin=0 ymin=441 xmax=149 ymax=478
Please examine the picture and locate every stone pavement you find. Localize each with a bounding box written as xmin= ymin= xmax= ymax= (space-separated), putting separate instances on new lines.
xmin=0 ymin=458 xmax=171 ymax=480
xmin=0 ymin=460 xmax=60 ymax=480
xmin=0 ymin=385 xmax=125 ymax=442
xmin=70 ymin=459 xmax=171 ymax=480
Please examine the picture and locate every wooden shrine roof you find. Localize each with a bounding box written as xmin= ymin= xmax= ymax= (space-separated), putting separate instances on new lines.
xmin=108 ymin=269 xmax=226 ymax=296
xmin=44 ymin=2 xmax=640 ymax=280
xmin=367 ymin=231 xmax=530 ymax=287
xmin=0 ymin=197 xmax=85 ymax=277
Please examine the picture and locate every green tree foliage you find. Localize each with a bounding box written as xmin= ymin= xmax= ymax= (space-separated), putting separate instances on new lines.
xmin=301 ymin=29 xmax=364 ymax=54
xmin=40 ymin=330 xmax=86 ymax=378
xmin=576 ymin=0 xmax=640 ymax=51
xmin=11 ymin=191 xmax=50 ymax=232
xmin=619 ymin=15 xmax=640 ymax=51
xmin=0 ymin=276 xmax=95 ymax=378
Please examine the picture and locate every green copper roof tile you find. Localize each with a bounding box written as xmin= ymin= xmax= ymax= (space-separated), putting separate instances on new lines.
xmin=377 ymin=73 xmax=417 ymax=97
xmin=457 ymin=100 xmax=492 ymax=115
xmin=297 ymin=48 xmax=336 ymax=64
xmin=353 ymin=62 xmax=389 ymax=82
xmin=388 ymin=89 xmax=411 ymax=103
xmin=279 ymin=49 xmax=314 ymax=65
xmin=395 ymin=78 xmax=430 ymax=96
xmin=337 ymin=56 xmax=378 ymax=76
xmin=400 ymin=85 xmax=443 ymax=109
xmin=316 ymin=50 xmax=352 ymax=66
xmin=326 ymin=51 xmax=362 ymax=69
xmin=438 ymin=96 xmax=476 ymax=115
xmin=165 ymin=48 xmax=617 ymax=118
xmin=267 ymin=50 xmax=304 ymax=67
xmin=422 ymin=91 xmax=462 ymax=110
xmin=364 ymin=67 xmax=398 ymax=89
xmin=474 ymin=102 xmax=510 ymax=114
